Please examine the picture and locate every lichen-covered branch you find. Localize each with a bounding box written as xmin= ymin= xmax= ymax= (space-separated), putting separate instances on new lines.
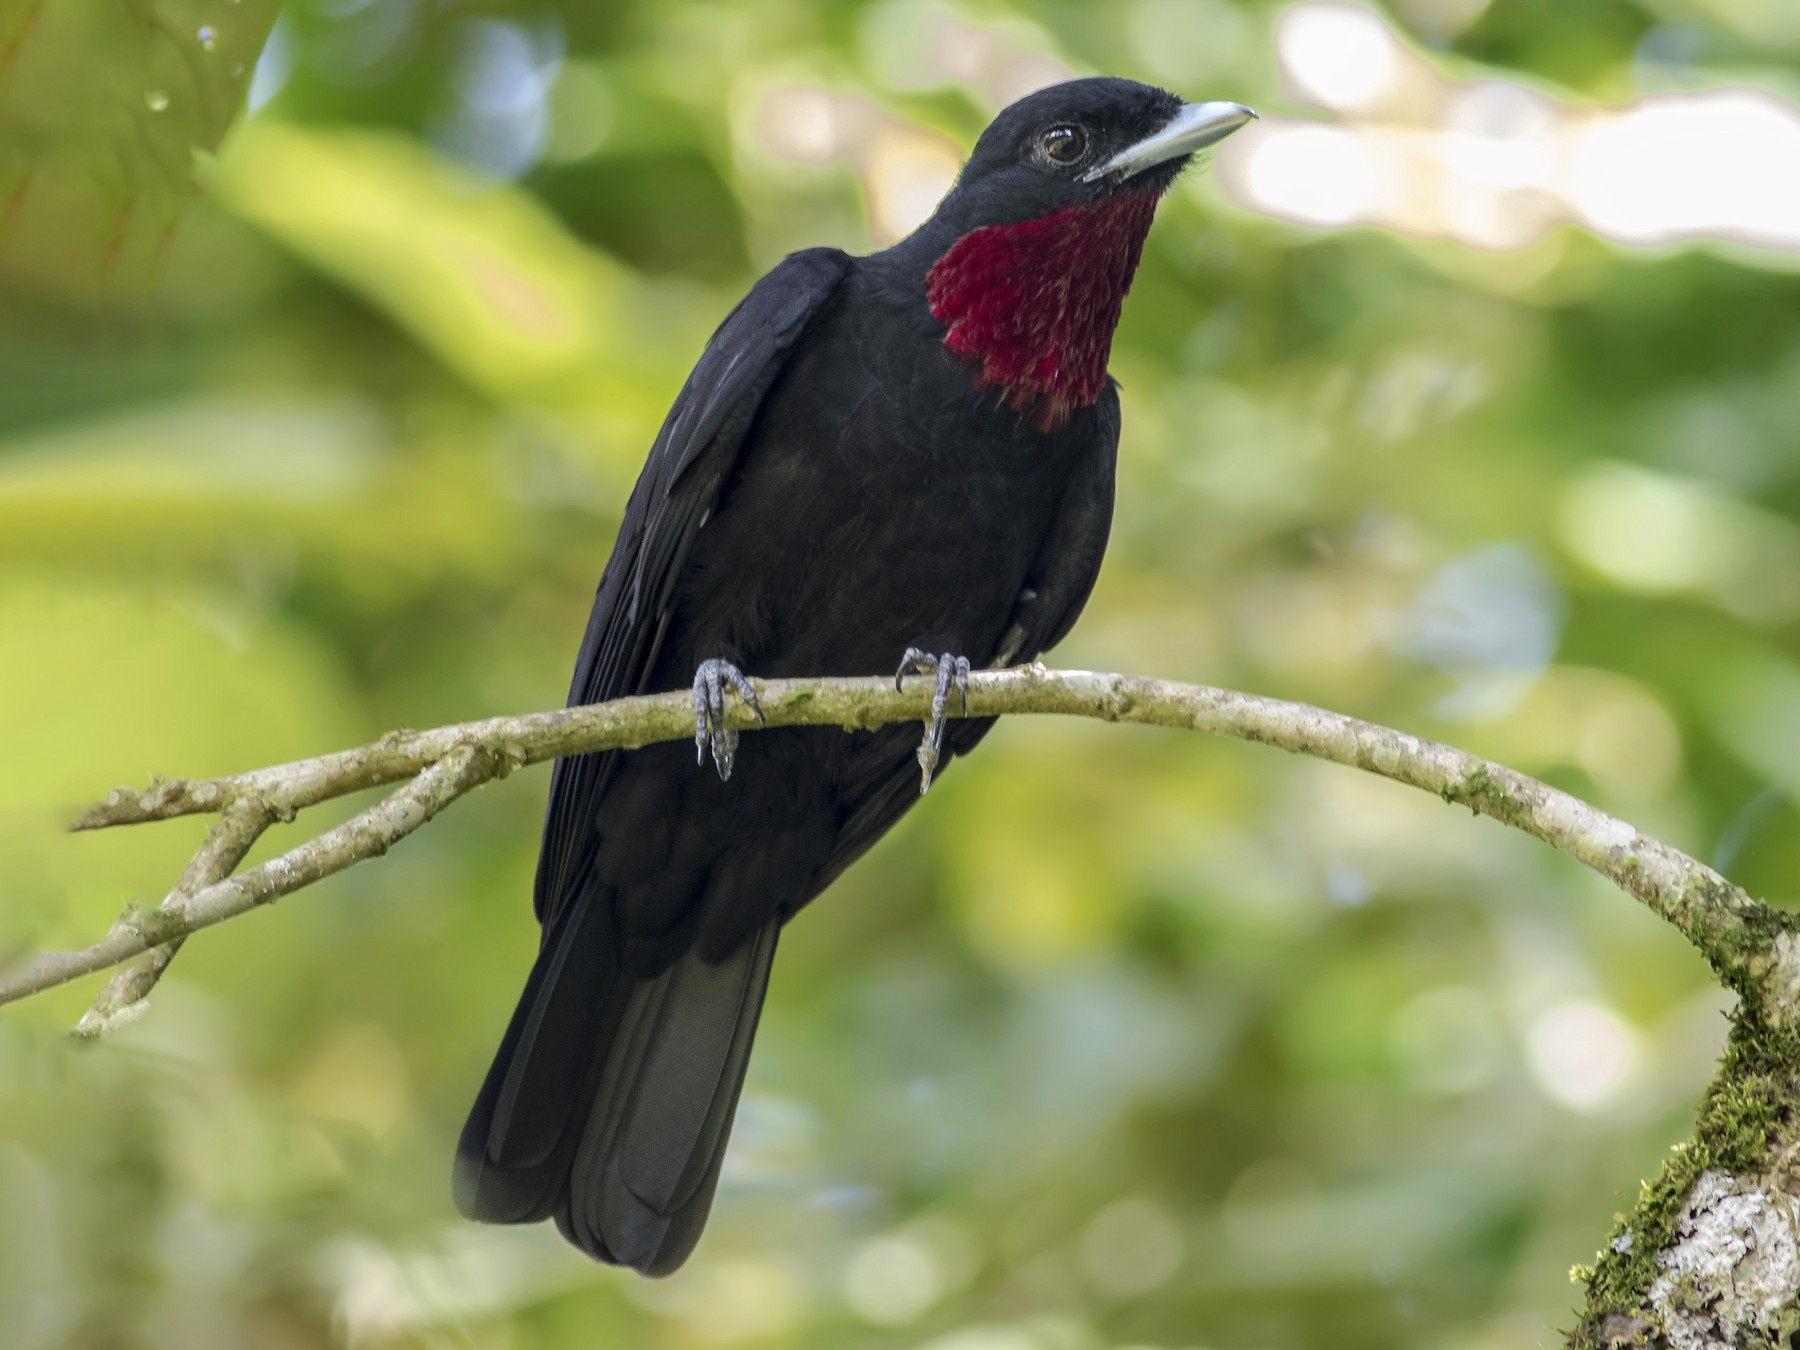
xmin=2 ymin=665 xmax=1796 ymax=1346
xmin=1572 ymin=996 xmax=1800 ymax=1350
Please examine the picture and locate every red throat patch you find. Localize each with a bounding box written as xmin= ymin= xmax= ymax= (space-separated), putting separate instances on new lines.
xmin=924 ymin=190 xmax=1160 ymax=433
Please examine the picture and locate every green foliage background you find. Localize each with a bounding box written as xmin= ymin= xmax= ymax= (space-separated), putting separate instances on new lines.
xmin=3 ymin=0 xmax=1799 ymax=1346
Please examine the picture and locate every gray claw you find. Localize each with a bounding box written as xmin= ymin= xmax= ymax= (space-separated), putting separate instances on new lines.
xmin=895 ymin=646 xmax=933 ymax=692
xmin=692 ymin=658 xmax=762 ymax=782
xmin=894 ymin=648 xmax=971 ymax=793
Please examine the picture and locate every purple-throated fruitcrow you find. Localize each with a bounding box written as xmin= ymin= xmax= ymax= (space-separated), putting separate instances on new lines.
xmin=454 ymin=77 xmax=1255 ymax=1274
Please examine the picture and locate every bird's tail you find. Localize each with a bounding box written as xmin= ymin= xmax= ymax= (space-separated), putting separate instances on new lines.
xmin=452 ymin=894 xmax=779 ymax=1276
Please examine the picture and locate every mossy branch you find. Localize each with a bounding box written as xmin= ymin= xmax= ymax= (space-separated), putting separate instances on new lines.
xmin=2 ymin=664 xmax=1796 ymax=1347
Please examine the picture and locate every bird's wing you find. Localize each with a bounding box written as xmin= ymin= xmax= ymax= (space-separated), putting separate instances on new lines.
xmin=534 ymin=247 xmax=854 ymax=922
xmin=991 ymin=381 xmax=1121 ymax=667
xmin=807 ymin=384 xmax=1123 ymax=898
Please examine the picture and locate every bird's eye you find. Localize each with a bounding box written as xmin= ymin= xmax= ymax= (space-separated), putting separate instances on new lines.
xmin=1039 ymin=125 xmax=1088 ymax=165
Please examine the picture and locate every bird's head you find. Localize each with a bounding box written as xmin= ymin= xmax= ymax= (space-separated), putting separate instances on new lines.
xmin=946 ymin=77 xmax=1256 ymax=229
xmin=915 ymin=78 xmax=1254 ymax=433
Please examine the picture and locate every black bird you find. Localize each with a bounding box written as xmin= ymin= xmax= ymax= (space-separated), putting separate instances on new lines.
xmin=454 ymin=78 xmax=1255 ymax=1275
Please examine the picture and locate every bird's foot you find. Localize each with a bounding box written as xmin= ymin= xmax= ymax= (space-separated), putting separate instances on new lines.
xmin=692 ymin=659 xmax=763 ymax=782
xmin=894 ymin=647 xmax=970 ymax=794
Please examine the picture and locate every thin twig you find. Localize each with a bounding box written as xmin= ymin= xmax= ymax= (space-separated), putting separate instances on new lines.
xmin=73 ymin=797 xmax=274 ymax=1038
xmin=1 ymin=745 xmax=496 ymax=1007
xmin=5 ymin=667 xmax=1790 ymax=1013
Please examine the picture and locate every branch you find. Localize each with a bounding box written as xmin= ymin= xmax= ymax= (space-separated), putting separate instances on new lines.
xmin=73 ymin=796 xmax=272 ymax=1037
xmin=44 ymin=667 xmax=1785 ymax=998
xmin=2 ymin=744 xmax=499 ymax=1005
xmin=4 ymin=665 xmax=1797 ymax=1347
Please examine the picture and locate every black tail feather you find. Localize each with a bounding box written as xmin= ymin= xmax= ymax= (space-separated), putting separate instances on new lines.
xmin=560 ymin=918 xmax=776 ymax=1274
xmin=454 ymin=897 xmax=778 ymax=1276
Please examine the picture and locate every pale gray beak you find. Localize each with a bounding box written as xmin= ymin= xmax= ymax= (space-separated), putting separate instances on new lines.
xmin=1080 ymin=101 xmax=1258 ymax=183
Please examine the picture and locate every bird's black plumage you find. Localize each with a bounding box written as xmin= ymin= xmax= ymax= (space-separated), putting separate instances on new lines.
xmin=454 ymin=76 xmax=1227 ymax=1275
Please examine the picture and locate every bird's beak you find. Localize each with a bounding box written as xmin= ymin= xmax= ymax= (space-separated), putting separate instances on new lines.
xmin=1080 ymin=101 xmax=1258 ymax=184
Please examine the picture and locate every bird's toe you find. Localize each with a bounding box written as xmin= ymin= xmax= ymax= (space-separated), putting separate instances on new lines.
xmin=691 ymin=659 xmax=759 ymax=781
xmin=894 ymin=647 xmax=973 ymax=793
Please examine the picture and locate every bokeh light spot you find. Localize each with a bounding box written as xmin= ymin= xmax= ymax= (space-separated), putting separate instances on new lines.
xmin=1527 ymin=1001 xmax=1638 ymax=1111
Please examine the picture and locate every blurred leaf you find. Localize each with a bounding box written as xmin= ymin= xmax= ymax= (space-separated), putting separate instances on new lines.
xmin=215 ymin=118 xmax=670 ymax=409
xmin=0 ymin=0 xmax=280 ymax=299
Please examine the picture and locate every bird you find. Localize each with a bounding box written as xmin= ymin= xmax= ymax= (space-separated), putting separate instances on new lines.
xmin=453 ymin=77 xmax=1255 ymax=1276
